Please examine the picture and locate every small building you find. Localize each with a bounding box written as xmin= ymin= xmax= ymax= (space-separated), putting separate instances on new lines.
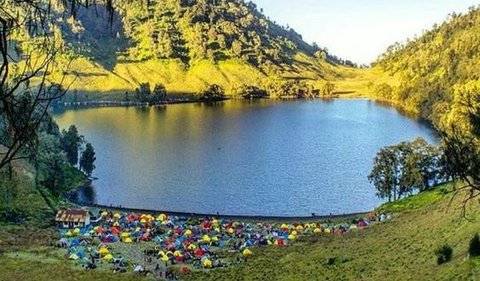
xmin=55 ymin=209 xmax=91 ymax=228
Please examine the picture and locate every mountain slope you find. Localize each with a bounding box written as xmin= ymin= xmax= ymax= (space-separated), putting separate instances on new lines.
xmin=371 ymin=6 xmax=480 ymax=128
xmin=42 ymin=0 xmax=349 ymax=99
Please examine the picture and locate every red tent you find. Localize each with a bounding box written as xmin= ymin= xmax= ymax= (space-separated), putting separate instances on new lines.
xmin=194 ymin=249 xmax=206 ymax=257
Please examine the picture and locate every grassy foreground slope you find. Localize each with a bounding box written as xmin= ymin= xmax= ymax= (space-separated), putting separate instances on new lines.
xmin=188 ymin=184 xmax=480 ymax=281
xmin=1 ymin=184 xmax=480 ymax=281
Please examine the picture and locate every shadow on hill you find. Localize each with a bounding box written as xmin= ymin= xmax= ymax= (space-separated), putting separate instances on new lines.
xmin=56 ymin=4 xmax=128 ymax=71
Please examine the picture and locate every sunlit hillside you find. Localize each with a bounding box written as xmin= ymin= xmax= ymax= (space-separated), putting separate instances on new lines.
xmin=371 ymin=6 xmax=480 ymax=128
xmin=31 ymin=0 xmax=355 ymax=99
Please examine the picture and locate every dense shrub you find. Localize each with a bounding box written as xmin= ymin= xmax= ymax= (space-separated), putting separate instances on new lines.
xmin=435 ymin=244 xmax=453 ymax=265
xmin=469 ymin=234 xmax=480 ymax=258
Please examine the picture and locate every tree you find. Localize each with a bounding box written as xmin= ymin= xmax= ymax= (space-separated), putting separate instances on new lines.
xmin=135 ymin=82 xmax=151 ymax=102
xmin=369 ymin=138 xmax=445 ymax=202
xmin=60 ymin=125 xmax=83 ymax=166
xmin=0 ymin=0 xmax=132 ymax=171
xmin=151 ymin=83 xmax=167 ymax=103
xmin=368 ymin=146 xmax=398 ymax=201
xmin=80 ymin=142 xmax=96 ymax=177
xmin=439 ymin=81 xmax=480 ymax=210
xmin=236 ymin=85 xmax=267 ymax=99
xmin=322 ymin=82 xmax=336 ymax=96
xmin=198 ymin=84 xmax=226 ymax=102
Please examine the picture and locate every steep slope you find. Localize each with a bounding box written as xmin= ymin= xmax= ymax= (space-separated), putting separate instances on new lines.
xmin=43 ymin=0 xmax=349 ymax=99
xmin=371 ymin=6 xmax=480 ymax=128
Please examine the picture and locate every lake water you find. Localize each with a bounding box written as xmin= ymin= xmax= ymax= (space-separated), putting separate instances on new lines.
xmin=52 ymin=99 xmax=437 ymax=216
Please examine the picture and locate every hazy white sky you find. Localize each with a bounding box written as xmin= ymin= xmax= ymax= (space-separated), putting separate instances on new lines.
xmin=252 ymin=0 xmax=480 ymax=64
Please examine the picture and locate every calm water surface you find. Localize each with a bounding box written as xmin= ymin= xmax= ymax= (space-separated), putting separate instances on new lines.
xmin=52 ymin=99 xmax=437 ymax=216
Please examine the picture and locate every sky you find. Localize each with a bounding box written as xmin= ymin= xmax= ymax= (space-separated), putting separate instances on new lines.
xmin=252 ymin=0 xmax=480 ymax=64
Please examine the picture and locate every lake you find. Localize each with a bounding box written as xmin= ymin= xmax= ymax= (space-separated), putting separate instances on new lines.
xmin=52 ymin=99 xmax=438 ymax=216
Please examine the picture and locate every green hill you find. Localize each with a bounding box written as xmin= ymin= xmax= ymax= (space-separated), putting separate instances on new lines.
xmin=371 ymin=6 xmax=480 ymax=129
xmin=39 ymin=0 xmax=351 ymax=100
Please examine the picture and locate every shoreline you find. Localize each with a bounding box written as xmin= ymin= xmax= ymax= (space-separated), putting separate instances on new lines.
xmin=53 ymin=95 xmax=350 ymax=110
xmin=82 ymin=203 xmax=371 ymax=223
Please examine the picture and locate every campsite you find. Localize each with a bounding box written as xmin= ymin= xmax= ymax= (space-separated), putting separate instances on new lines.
xmin=53 ymin=209 xmax=390 ymax=278
xmin=2 ymin=1 xmax=480 ymax=280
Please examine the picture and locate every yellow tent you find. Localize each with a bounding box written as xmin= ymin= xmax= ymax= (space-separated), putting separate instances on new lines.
xmin=184 ymin=229 xmax=192 ymax=236
xmin=157 ymin=214 xmax=167 ymax=222
xmin=65 ymin=230 xmax=73 ymax=237
xmin=101 ymin=211 xmax=108 ymax=216
xmin=314 ymin=228 xmax=322 ymax=234
xmin=124 ymin=237 xmax=133 ymax=243
xmin=280 ymin=224 xmax=288 ymax=229
xmin=203 ymin=259 xmax=213 ymax=268
xmin=161 ymin=255 xmax=169 ymax=262
xmin=113 ymin=222 xmax=120 ymax=227
xmin=212 ymin=236 xmax=219 ymax=242
xmin=227 ymin=228 xmax=234 ymax=235
xmin=188 ymin=244 xmax=197 ymax=250
xmin=243 ymin=248 xmax=252 ymax=257
xmin=99 ymin=247 xmax=109 ymax=256
xmin=113 ymin=213 xmax=121 ymax=219
xmin=291 ymin=230 xmax=298 ymax=236
xmin=120 ymin=232 xmax=130 ymax=238
xmin=174 ymin=250 xmax=183 ymax=257
xmin=325 ymin=228 xmax=331 ymax=234
xmin=288 ymin=234 xmax=296 ymax=240
xmin=202 ymin=235 xmax=211 ymax=243
xmin=103 ymin=254 xmax=114 ymax=261
xmin=73 ymin=228 xmax=81 ymax=235
xmin=140 ymin=219 xmax=147 ymax=224
xmin=296 ymin=225 xmax=304 ymax=231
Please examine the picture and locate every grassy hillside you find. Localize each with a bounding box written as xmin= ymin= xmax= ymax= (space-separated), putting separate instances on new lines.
xmin=1 ymin=183 xmax=480 ymax=281
xmin=27 ymin=0 xmax=353 ymax=100
xmin=371 ymin=6 xmax=480 ymax=128
xmin=186 ymin=184 xmax=480 ymax=281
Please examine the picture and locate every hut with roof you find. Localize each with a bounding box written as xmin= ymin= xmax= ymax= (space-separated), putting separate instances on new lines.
xmin=55 ymin=209 xmax=91 ymax=228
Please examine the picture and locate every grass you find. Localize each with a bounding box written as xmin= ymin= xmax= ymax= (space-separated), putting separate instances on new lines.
xmin=2 ymin=183 xmax=480 ymax=280
xmin=184 ymin=183 xmax=480 ymax=281
xmin=51 ymin=51 xmax=360 ymax=102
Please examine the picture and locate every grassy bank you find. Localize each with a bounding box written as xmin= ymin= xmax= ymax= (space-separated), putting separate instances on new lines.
xmin=185 ymin=183 xmax=480 ymax=281
xmin=1 ymin=183 xmax=480 ymax=280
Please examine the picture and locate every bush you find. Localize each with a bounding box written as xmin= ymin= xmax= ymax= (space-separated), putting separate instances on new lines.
xmin=469 ymin=234 xmax=480 ymax=257
xmin=435 ymin=244 xmax=453 ymax=265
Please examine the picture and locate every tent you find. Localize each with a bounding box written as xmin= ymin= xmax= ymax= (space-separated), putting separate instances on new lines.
xmin=243 ymin=248 xmax=252 ymax=257
xmin=202 ymin=235 xmax=211 ymax=243
xmin=103 ymin=254 xmax=114 ymax=261
xmin=202 ymin=259 xmax=213 ymax=268
xmin=99 ymin=247 xmax=109 ymax=256
xmin=68 ymin=253 xmax=79 ymax=260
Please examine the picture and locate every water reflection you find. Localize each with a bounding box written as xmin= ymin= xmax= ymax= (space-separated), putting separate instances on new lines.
xmin=52 ymin=99 xmax=438 ymax=216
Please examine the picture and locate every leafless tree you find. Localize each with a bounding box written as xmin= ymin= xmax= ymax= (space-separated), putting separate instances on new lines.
xmin=0 ymin=0 xmax=131 ymax=170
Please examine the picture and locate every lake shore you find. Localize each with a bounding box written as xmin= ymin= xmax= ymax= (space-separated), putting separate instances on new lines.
xmin=84 ymin=203 xmax=370 ymax=223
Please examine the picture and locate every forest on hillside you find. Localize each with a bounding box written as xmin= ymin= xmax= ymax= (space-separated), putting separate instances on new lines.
xmin=373 ymin=6 xmax=480 ymax=130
